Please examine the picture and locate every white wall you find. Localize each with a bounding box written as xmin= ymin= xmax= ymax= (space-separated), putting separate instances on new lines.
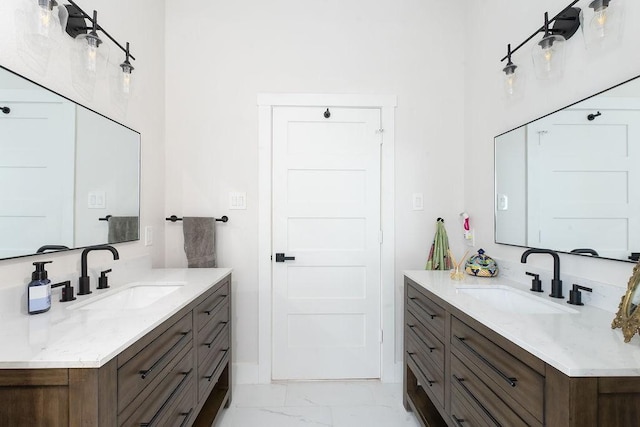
xmin=0 ymin=0 xmax=165 ymax=285
xmin=463 ymin=0 xmax=640 ymax=287
xmin=165 ymin=0 xmax=467 ymax=378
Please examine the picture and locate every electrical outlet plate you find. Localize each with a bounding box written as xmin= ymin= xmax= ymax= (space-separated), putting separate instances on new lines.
xmin=88 ymin=191 xmax=106 ymax=209
xmin=229 ymin=192 xmax=247 ymax=210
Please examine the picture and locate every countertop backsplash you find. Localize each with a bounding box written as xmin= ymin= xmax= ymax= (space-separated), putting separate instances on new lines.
xmin=495 ymin=257 xmax=626 ymax=314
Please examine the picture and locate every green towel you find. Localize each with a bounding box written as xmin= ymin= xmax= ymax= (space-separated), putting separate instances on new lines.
xmin=425 ymin=218 xmax=453 ymax=270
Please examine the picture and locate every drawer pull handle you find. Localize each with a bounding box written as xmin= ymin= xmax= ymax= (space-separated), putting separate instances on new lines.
xmin=204 ymin=322 xmax=228 ymax=348
xmin=407 ymin=325 xmax=436 ymax=352
xmin=407 ymin=352 xmax=436 ymax=387
xmin=204 ymin=295 xmax=227 ymax=315
xmin=454 ymin=335 xmax=517 ymax=388
xmin=451 ymin=415 xmax=465 ymax=426
xmin=140 ymin=369 xmax=193 ymax=427
xmin=453 ymin=375 xmax=500 ymax=426
xmin=179 ymin=408 xmax=194 ymax=427
xmin=409 ymin=297 xmax=436 ymax=319
xmin=139 ymin=331 xmax=191 ymax=379
xmin=204 ymin=348 xmax=230 ymax=382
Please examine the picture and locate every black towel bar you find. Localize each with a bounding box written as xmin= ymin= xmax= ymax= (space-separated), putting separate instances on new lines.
xmin=98 ymin=215 xmax=112 ymax=221
xmin=166 ymin=215 xmax=229 ymax=223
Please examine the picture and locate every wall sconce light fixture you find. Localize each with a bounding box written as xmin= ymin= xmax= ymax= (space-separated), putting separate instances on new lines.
xmin=63 ymin=0 xmax=136 ymax=100
xmin=500 ymin=1 xmax=582 ymax=83
xmin=18 ymin=0 xmax=136 ymax=101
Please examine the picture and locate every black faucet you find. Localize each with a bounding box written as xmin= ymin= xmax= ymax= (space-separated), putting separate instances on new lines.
xmin=36 ymin=245 xmax=70 ymax=253
xmin=78 ymin=245 xmax=120 ymax=295
xmin=520 ymin=249 xmax=564 ymax=299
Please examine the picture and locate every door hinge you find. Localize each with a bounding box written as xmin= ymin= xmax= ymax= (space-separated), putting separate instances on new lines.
xmin=379 ymin=230 xmax=383 ymax=244
xmin=379 ymin=329 xmax=383 ymax=343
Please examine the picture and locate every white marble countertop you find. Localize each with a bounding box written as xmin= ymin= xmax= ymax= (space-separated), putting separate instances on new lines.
xmin=404 ymin=270 xmax=640 ymax=377
xmin=0 ymin=268 xmax=232 ymax=369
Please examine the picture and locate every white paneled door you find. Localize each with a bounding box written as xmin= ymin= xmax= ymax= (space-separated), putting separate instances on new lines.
xmin=272 ymin=106 xmax=382 ymax=380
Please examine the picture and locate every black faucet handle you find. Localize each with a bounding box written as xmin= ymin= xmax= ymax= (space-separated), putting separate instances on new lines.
xmin=52 ymin=281 xmax=76 ymax=302
xmin=568 ymin=284 xmax=593 ymax=306
xmin=98 ymin=269 xmax=112 ymax=290
xmin=526 ymin=272 xmax=543 ymax=293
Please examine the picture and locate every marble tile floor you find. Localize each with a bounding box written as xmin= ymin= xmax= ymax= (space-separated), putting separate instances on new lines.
xmin=214 ymin=381 xmax=421 ymax=427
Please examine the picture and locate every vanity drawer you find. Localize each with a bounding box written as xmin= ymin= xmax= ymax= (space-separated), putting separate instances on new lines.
xmin=451 ymin=316 xmax=544 ymax=424
xmin=198 ymin=326 xmax=230 ymax=400
xmin=197 ymin=308 xmax=229 ymax=367
xmin=196 ymin=280 xmax=230 ymax=332
xmin=153 ymin=381 xmax=196 ymax=427
xmin=117 ymin=312 xmax=193 ymax=414
xmin=451 ymin=385 xmax=492 ymax=427
xmin=407 ymin=283 xmax=445 ymax=338
xmin=119 ymin=347 xmax=195 ymax=427
xmin=406 ymin=334 xmax=445 ymax=408
xmin=197 ymin=312 xmax=229 ymax=370
xmin=406 ymin=310 xmax=445 ymax=371
xmin=451 ymin=355 xmax=532 ymax=427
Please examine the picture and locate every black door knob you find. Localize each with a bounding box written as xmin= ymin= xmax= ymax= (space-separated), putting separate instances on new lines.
xmin=275 ymin=253 xmax=295 ymax=262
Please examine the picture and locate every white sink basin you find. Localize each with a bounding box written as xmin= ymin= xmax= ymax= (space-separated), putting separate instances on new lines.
xmin=456 ymin=285 xmax=578 ymax=314
xmin=70 ymin=282 xmax=185 ymax=310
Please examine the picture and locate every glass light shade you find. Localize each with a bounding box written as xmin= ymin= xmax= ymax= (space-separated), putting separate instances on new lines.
xmin=14 ymin=1 xmax=65 ymax=75
xmin=30 ymin=1 xmax=63 ymax=41
xmin=531 ymin=34 xmax=566 ymax=80
xmin=583 ymin=0 xmax=624 ymax=50
xmin=75 ymin=33 xmax=108 ymax=74
xmin=70 ymin=35 xmax=110 ymax=100
xmin=503 ymin=67 xmax=524 ymax=100
xmin=109 ymin=61 xmax=134 ymax=113
xmin=119 ymin=64 xmax=135 ymax=97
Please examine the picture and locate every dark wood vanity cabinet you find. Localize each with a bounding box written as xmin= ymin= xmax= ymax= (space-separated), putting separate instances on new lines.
xmin=0 ymin=274 xmax=231 ymax=427
xmin=403 ymin=276 xmax=640 ymax=427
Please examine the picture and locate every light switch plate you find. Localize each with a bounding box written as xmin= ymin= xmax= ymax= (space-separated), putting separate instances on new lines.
xmin=412 ymin=193 xmax=424 ymax=211
xmin=229 ymin=192 xmax=247 ymax=210
xmin=498 ymin=194 xmax=509 ymax=211
xmin=144 ymin=226 xmax=153 ymax=246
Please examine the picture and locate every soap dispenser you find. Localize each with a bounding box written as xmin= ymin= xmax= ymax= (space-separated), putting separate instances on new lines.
xmin=28 ymin=261 xmax=53 ymax=314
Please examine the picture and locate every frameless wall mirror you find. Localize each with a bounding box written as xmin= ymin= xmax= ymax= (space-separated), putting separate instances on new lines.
xmin=495 ymin=74 xmax=640 ymax=263
xmin=0 ymin=65 xmax=140 ymax=260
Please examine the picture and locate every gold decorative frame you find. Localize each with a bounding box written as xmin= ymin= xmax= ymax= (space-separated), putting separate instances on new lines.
xmin=612 ymin=260 xmax=640 ymax=343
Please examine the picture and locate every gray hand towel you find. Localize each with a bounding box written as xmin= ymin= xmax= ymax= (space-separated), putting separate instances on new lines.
xmin=183 ymin=217 xmax=217 ymax=268
xmin=108 ymin=216 xmax=139 ymax=244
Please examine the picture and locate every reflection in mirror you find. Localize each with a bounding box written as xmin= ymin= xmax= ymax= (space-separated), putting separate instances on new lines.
xmin=495 ymin=74 xmax=640 ymax=263
xmin=627 ymin=286 xmax=640 ymax=318
xmin=0 ymin=65 xmax=140 ymax=260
